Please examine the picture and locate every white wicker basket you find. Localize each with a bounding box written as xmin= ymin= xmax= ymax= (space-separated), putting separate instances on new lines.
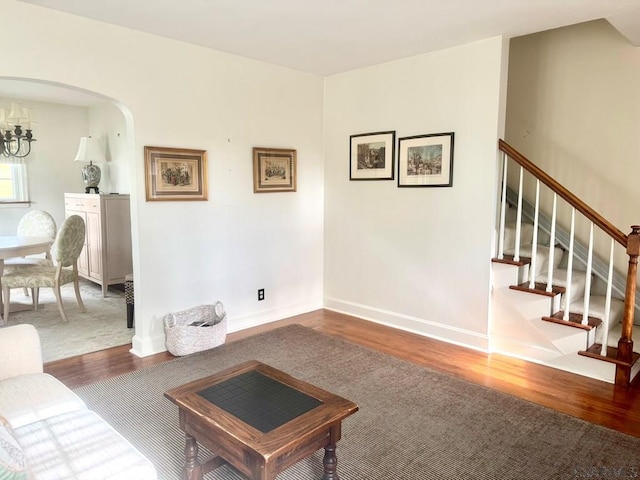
xmin=163 ymin=302 xmax=227 ymax=356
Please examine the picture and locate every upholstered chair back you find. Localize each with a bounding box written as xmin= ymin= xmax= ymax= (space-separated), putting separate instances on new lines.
xmin=51 ymin=215 xmax=85 ymax=268
xmin=16 ymin=210 xmax=57 ymax=240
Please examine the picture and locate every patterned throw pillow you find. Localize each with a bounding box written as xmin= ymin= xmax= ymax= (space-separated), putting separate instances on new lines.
xmin=0 ymin=416 xmax=27 ymax=480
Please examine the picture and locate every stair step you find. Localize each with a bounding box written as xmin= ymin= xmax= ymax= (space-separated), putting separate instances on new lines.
xmin=504 ymin=222 xmax=535 ymax=250
xmin=541 ymin=311 xmax=601 ymax=331
xmin=569 ymin=295 xmax=625 ymax=327
xmin=504 ymin=244 xmax=564 ymax=277
xmin=491 ymin=255 xmax=530 ymax=267
xmin=607 ymin=324 xmax=640 ymax=352
xmin=510 ymin=281 xmax=564 ymax=297
xmin=579 ymin=344 xmax=640 ymax=366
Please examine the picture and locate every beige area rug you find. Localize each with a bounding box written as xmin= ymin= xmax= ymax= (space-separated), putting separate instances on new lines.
xmin=3 ymin=278 xmax=133 ymax=362
xmin=75 ymin=325 xmax=640 ymax=480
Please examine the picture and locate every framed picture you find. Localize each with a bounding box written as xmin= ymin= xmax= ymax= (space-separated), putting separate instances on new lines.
xmin=144 ymin=146 xmax=208 ymax=201
xmin=349 ymin=131 xmax=395 ymax=180
xmin=253 ymin=147 xmax=297 ymax=193
xmin=398 ymin=132 xmax=455 ymax=187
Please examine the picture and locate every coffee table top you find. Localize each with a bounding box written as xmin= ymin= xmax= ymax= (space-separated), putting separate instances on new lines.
xmin=165 ymin=360 xmax=358 ymax=456
xmin=197 ymin=369 xmax=323 ymax=433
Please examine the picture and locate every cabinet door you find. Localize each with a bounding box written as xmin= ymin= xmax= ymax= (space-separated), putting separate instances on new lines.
xmin=86 ymin=211 xmax=103 ymax=280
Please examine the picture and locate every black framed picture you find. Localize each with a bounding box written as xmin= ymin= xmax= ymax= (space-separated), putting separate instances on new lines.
xmin=397 ymin=132 xmax=454 ymax=187
xmin=349 ymin=131 xmax=395 ymax=180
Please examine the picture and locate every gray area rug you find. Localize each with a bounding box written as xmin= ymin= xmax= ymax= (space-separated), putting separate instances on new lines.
xmin=74 ymin=325 xmax=640 ymax=480
xmin=4 ymin=279 xmax=133 ymax=362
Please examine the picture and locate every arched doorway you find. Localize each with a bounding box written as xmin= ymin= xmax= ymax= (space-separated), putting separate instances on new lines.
xmin=0 ymin=77 xmax=138 ymax=361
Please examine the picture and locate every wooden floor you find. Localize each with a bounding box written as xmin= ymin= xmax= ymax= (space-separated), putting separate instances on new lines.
xmin=44 ymin=309 xmax=640 ymax=438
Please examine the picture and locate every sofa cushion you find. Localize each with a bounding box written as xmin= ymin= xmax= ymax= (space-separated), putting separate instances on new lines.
xmin=13 ymin=409 xmax=156 ymax=480
xmin=0 ymin=373 xmax=86 ymax=429
xmin=0 ymin=418 xmax=27 ymax=480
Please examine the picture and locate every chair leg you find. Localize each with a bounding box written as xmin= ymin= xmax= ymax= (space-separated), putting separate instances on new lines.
xmin=73 ymin=277 xmax=86 ymax=313
xmin=1 ymin=285 xmax=9 ymax=324
xmin=32 ymin=288 xmax=40 ymax=310
xmin=52 ymin=286 xmax=69 ymax=323
xmin=23 ymin=287 xmax=29 ymax=297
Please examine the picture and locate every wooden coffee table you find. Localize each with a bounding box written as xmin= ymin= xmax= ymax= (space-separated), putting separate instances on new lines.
xmin=164 ymin=360 xmax=359 ymax=480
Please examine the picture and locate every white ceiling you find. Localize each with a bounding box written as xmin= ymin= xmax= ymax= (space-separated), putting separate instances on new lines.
xmin=17 ymin=0 xmax=640 ymax=76
xmin=4 ymin=0 xmax=640 ymax=105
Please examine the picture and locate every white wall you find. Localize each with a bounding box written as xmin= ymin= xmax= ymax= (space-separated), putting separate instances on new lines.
xmin=323 ymin=37 xmax=509 ymax=349
xmin=88 ymin=103 xmax=129 ymax=195
xmin=506 ymin=19 xmax=640 ymax=274
xmin=2 ymin=1 xmax=511 ymax=356
xmin=0 ymin=98 xmax=90 ymax=234
xmin=1 ymin=0 xmax=325 ymax=355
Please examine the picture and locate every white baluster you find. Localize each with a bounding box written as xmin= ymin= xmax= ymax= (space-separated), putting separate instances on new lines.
xmin=498 ymin=152 xmax=508 ymax=260
xmin=546 ymin=194 xmax=558 ymax=293
xmin=600 ymin=239 xmax=615 ymax=356
xmin=514 ymin=166 xmax=524 ymax=262
xmin=528 ymin=180 xmax=540 ymax=289
xmin=581 ymin=223 xmax=594 ymax=326
xmin=563 ymin=208 xmax=576 ymax=321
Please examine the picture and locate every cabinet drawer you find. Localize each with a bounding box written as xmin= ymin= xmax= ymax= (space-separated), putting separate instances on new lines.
xmin=64 ymin=195 xmax=100 ymax=211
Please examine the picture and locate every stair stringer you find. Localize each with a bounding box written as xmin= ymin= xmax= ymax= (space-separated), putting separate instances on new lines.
xmin=490 ymin=262 xmax=617 ymax=383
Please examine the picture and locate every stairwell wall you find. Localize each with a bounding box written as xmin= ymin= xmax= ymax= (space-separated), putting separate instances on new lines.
xmin=505 ymin=19 xmax=640 ymax=276
xmin=323 ymin=37 xmax=509 ymax=350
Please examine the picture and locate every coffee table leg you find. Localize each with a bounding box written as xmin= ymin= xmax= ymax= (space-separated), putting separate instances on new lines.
xmin=322 ymin=443 xmax=339 ymax=480
xmin=183 ymin=434 xmax=203 ymax=480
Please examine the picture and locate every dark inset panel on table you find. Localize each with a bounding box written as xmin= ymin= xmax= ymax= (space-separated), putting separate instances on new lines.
xmin=197 ymin=370 xmax=323 ymax=433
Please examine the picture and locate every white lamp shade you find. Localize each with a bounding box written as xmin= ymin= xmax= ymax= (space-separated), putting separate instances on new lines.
xmin=7 ymin=102 xmax=25 ymax=123
xmin=73 ymin=136 xmax=107 ymax=163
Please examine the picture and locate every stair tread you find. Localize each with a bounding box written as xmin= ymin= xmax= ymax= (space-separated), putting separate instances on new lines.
xmin=492 ymin=256 xmax=531 ymax=267
xmin=510 ymin=281 xmax=564 ymax=297
xmin=579 ymin=344 xmax=640 ymax=366
xmin=541 ymin=311 xmax=601 ymax=331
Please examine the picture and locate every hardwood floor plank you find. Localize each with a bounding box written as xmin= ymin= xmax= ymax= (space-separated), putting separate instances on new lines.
xmin=44 ymin=308 xmax=640 ymax=438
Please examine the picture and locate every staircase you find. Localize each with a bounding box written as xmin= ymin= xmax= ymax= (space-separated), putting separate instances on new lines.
xmin=491 ymin=140 xmax=640 ymax=386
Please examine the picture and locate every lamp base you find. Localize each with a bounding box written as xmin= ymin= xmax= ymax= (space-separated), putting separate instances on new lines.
xmin=81 ymin=161 xmax=101 ymax=195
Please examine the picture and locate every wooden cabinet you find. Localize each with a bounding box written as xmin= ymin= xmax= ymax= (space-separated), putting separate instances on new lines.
xmin=64 ymin=193 xmax=132 ymax=297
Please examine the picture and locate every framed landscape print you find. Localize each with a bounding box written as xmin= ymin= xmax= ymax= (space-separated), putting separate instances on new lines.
xmin=253 ymin=147 xmax=297 ymax=193
xmin=144 ymin=146 xmax=208 ymax=201
xmin=397 ymin=132 xmax=454 ymax=187
xmin=349 ymin=131 xmax=395 ymax=180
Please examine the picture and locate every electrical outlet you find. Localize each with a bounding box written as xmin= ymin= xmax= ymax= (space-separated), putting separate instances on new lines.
xmin=258 ymin=288 xmax=265 ymax=301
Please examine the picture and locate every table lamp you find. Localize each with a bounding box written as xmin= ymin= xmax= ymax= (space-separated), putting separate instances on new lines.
xmin=73 ymin=136 xmax=106 ymax=194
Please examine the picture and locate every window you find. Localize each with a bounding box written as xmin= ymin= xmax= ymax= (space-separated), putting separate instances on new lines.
xmin=0 ymin=162 xmax=29 ymax=202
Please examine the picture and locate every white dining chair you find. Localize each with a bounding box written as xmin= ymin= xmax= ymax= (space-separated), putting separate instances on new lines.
xmin=1 ymin=215 xmax=86 ymax=323
xmin=5 ymin=210 xmax=57 ymax=268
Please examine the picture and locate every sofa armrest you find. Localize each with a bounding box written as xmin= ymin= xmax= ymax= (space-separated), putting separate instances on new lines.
xmin=0 ymin=324 xmax=43 ymax=380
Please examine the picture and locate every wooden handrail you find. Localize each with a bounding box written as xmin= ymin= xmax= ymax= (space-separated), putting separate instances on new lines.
xmin=499 ymin=140 xmax=627 ymax=247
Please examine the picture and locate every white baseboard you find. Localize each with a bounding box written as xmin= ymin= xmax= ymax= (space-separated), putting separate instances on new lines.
xmin=323 ymin=297 xmax=490 ymax=352
xmin=129 ymin=297 xmax=324 ymax=358
xmin=228 ymin=298 xmax=324 ymax=333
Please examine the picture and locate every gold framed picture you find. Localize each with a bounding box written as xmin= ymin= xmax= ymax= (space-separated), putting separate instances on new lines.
xmin=144 ymin=146 xmax=208 ymax=201
xmin=252 ymin=147 xmax=297 ymax=193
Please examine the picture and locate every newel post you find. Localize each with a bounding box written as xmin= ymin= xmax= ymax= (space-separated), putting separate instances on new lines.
xmin=616 ymin=225 xmax=640 ymax=386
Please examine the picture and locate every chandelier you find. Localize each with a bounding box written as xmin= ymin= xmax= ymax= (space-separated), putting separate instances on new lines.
xmin=0 ymin=102 xmax=36 ymax=158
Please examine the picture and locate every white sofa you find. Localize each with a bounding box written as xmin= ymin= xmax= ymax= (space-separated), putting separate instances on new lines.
xmin=0 ymin=324 xmax=157 ymax=480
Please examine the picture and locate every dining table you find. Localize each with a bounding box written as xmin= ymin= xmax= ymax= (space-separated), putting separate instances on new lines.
xmin=0 ymin=235 xmax=54 ymax=322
